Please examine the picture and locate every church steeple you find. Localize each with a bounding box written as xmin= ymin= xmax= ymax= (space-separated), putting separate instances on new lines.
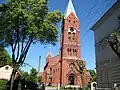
xmin=61 ymin=0 xmax=81 ymax=59
xmin=64 ymin=0 xmax=78 ymax=19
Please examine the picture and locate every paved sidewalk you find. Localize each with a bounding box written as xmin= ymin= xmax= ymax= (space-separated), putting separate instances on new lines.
xmin=45 ymin=87 xmax=57 ymax=90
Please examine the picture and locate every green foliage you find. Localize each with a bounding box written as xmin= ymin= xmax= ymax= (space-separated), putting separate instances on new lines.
xmin=0 ymin=0 xmax=63 ymax=68
xmin=0 ymin=47 xmax=12 ymax=67
xmin=0 ymin=79 xmax=8 ymax=90
xmin=21 ymin=68 xmax=38 ymax=83
xmin=37 ymin=75 xmax=42 ymax=82
xmin=20 ymin=68 xmax=39 ymax=90
xmin=86 ymin=69 xmax=96 ymax=89
xmin=108 ymin=31 xmax=120 ymax=59
xmin=28 ymin=68 xmax=38 ymax=83
xmin=21 ymin=70 xmax=29 ymax=80
xmin=88 ymin=69 xmax=96 ymax=82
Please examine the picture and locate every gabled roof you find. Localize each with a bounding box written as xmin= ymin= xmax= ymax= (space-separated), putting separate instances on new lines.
xmin=46 ymin=52 xmax=52 ymax=58
xmin=64 ymin=0 xmax=78 ymax=19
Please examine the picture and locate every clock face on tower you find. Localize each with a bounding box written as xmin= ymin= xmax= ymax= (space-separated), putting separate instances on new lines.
xmin=68 ymin=27 xmax=76 ymax=34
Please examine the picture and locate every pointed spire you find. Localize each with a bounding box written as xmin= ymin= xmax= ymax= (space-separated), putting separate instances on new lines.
xmin=64 ymin=0 xmax=78 ymax=19
xmin=47 ymin=52 xmax=52 ymax=58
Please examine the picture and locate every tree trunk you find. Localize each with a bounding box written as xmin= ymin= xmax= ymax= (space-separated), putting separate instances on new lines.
xmin=10 ymin=74 xmax=14 ymax=90
xmin=10 ymin=69 xmax=16 ymax=90
xmin=81 ymin=74 xmax=85 ymax=90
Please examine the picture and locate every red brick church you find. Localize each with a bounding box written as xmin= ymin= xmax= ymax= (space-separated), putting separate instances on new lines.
xmin=42 ymin=0 xmax=91 ymax=87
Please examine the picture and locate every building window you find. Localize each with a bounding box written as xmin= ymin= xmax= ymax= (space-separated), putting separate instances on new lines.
xmin=73 ymin=49 xmax=77 ymax=56
xmin=5 ymin=66 xmax=9 ymax=70
xmin=73 ymin=21 xmax=76 ymax=23
xmin=67 ymin=48 xmax=72 ymax=55
xmin=50 ymin=68 xmax=52 ymax=74
xmin=68 ymin=32 xmax=71 ymax=34
xmin=73 ymin=37 xmax=75 ymax=40
xmin=67 ymin=48 xmax=69 ymax=55
xmin=73 ymin=49 xmax=75 ymax=56
xmin=68 ymin=32 xmax=71 ymax=40
xmin=70 ymin=27 xmax=74 ymax=32
xmin=68 ymin=27 xmax=76 ymax=42
xmin=69 ymin=49 xmax=72 ymax=55
xmin=72 ymin=33 xmax=75 ymax=41
xmin=67 ymin=48 xmax=73 ymax=56
xmin=68 ymin=37 xmax=71 ymax=40
xmin=75 ymin=49 xmax=77 ymax=56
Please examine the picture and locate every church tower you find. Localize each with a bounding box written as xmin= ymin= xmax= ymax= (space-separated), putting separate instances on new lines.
xmin=42 ymin=0 xmax=91 ymax=87
xmin=61 ymin=0 xmax=81 ymax=59
xmin=60 ymin=0 xmax=82 ymax=86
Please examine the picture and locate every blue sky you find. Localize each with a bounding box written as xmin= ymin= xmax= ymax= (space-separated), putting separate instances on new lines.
xmin=0 ymin=0 xmax=117 ymax=72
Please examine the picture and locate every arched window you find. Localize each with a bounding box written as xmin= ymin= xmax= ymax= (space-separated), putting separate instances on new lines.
xmin=74 ymin=49 xmax=77 ymax=56
xmin=50 ymin=68 xmax=52 ymax=74
xmin=73 ymin=49 xmax=75 ymax=56
xmin=68 ymin=27 xmax=76 ymax=42
xmin=69 ymin=20 xmax=71 ymax=23
xmin=73 ymin=21 xmax=76 ymax=24
xmin=70 ymin=27 xmax=74 ymax=32
xmin=68 ymin=32 xmax=71 ymax=34
xmin=67 ymin=48 xmax=69 ymax=55
xmin=73 ymin=49 xmax=77 ymax=56
xmin=72 ymin=32 xmax=76 ymax=41
xmin=68 ymin=32 xmax=71 ymax=40
xmin=70 ymin=49 xmax=72 ymax=55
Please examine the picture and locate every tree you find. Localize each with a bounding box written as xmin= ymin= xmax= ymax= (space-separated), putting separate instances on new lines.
xmin=0 ymin=0 xmax=62 ymax=89
xmin=0 ymin=46 xmax=12 ymax=67
xmin=20 ymin=68 xmax=39 ymax=90
xmin=0 ymin=79 xmax=8 ymax=90
xmin=21 ymin=68 xmax=38 ymax=83
xmin=28 ymin=68 xmax=38 ymax=83
xmin=86 ymin=70 xmax=96 ymax=89
xmin=107 ymin=16 xmax=120 ymax=59
xmin=37 ymin=75 xmax=42 ymax=83
xmin=70 ymin=60 xmax=86 ymax=90
xmin=20 ymin=70 xmax=29 ymax=80
xmin=107 ymin=31 xmax=120 ymax=59
xmin=88 ymin=69 xmax=96 ymax=82
xmin=0 ymin=0 xmax=62 ymax=69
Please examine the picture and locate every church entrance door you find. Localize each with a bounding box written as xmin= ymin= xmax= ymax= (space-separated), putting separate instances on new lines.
xmin=68 ymin=75 xmax=75 ymax=85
